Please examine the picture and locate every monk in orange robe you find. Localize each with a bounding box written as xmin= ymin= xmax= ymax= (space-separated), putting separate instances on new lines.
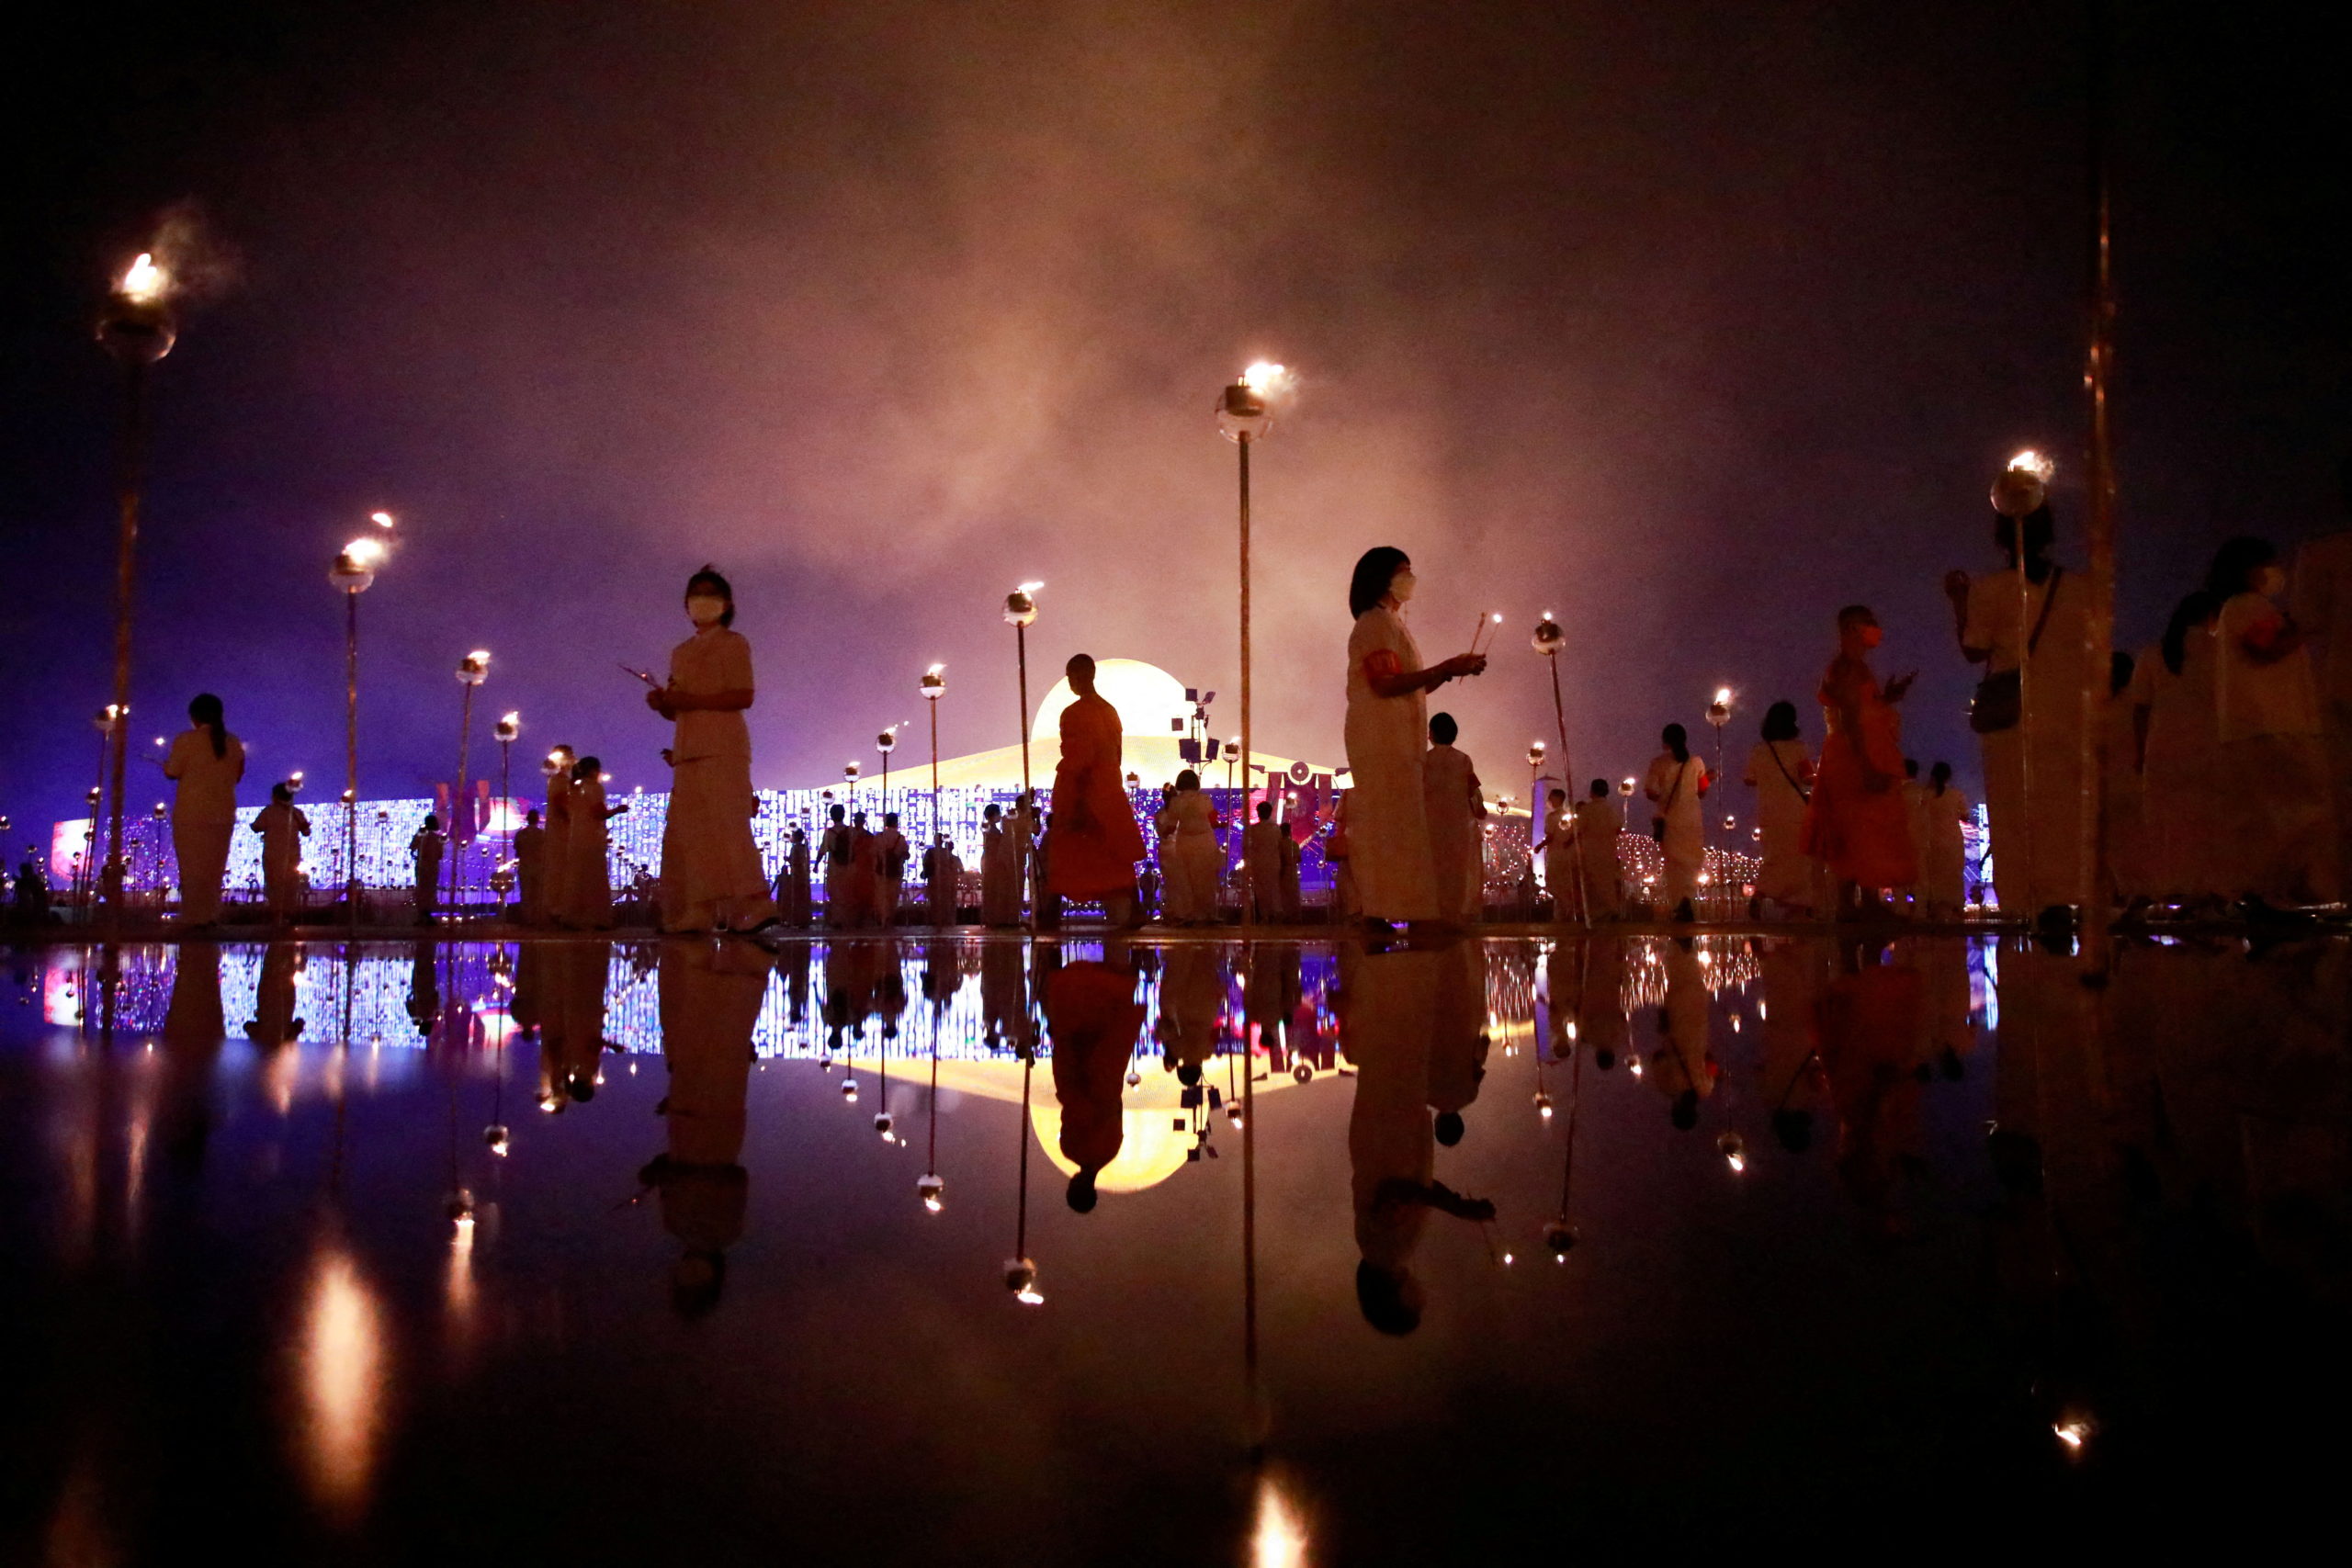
xmin=1802 ymin=605 xmax=1920 ymax=917
xmin=1043 ymin=654 xmax=1148 ymax=925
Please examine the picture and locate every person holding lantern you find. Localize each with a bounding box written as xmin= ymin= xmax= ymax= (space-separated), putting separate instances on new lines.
xmin=645 ymin=567 xmax=776 ymax=934
xmin=541 ymin=745 xmax=577 ymax=928
xmin=1042 ymin=653 xmax=1146 ymax=926
xmin=1342 ymin=547 xmax=1487 ymax=931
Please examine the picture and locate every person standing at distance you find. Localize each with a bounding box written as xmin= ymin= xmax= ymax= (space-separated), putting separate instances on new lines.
xmin=164 ymin=693 xmax=245 ymax=926
xmin=1042 ymin=654 xmax=1147 ymax=926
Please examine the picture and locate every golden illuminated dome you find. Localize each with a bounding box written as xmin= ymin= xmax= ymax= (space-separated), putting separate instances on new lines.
xmin=1030 ymin=659 xmax=1192 ymax=743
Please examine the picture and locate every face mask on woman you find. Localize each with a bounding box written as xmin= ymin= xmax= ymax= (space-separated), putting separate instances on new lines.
xmin=2255 ymin=566 xmax=2288 ymax=599
xmin=1389 ymin=570 xmax=1417 ymax=604
xmin=685 ymin=594 xmax=728 ymax=627
xmin=1860 ymin=625 xmax=1884 ymax=649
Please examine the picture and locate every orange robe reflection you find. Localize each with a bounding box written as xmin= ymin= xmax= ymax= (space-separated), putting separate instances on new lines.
xmin=1047 ymin=957 xmax=1147 ymax=1184
xmin=1046 ymin=692 xmax=1146 ymax=899
xmin=1802 ymin=658 xmax=1918 ymax=889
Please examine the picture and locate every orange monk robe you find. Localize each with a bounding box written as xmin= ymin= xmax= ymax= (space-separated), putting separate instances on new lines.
xmin=1801 ymin=658 xmax=1919 ymax=889
xmin=1045 ymin=693 xmax=1148 ymax=897
xmin=1047 ymin=960 xmax=1147 ymax=1176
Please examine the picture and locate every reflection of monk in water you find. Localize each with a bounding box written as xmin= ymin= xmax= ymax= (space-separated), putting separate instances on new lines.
xmin=1243 ymin=944 xmax=1303 ymax=1061
xmin=1815 ymin=936 xmax=1927 ymax=1240
xmin=1428 ymin=942 xmax=1487 ymax=1146
xmin=823 ymin=940 xmax=885 ymax=1053
xmin=405 ymin=939 xmax=438 ymax=1039
xmin=1757 ymin=941 xmax=1830 ymax=1152
xmin=1156 ymin=944 xmax=1226 ymax=1084
xmin=643 ymin=939 xmax=771 ymax=1317
xmin=553 ymin=941 xmax=615 ymax=1104
xmin=1648 ymin=939 xmax=1717 ymax=1129
xmin=1341 ymin=946 xmax=1495 ymax=1336
xmin=1046 ymin=943 xmax=1147 ymax=1213
xmin=244 ymin=940 xmax=305 ymax=1049
xmin=979 ymin=942 xmax=1030 ymax=1055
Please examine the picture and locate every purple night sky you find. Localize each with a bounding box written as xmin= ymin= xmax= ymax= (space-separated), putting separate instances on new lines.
xmin=4 ymin=0 xmax=2345 ymax=844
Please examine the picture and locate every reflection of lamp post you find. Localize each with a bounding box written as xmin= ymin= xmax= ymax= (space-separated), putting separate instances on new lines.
xmin=448 ymin=651 xmax=490 ymax=919
xmin=95 ymin=251 xmax=176 ymax=919
xmin=1218 ymin=362 xmax=1284 ymax=931
xmin=330 ymin=525 xmax=389 ymax=930
xmin=1004 ymin=1049 xmax=1044 ymax=1306
xmin=921 ymin=664 xmax=946 ymax=849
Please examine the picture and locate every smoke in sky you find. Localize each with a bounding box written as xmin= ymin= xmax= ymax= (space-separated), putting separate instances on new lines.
xmin=3 ymin=0 xmax=2345 ymax=830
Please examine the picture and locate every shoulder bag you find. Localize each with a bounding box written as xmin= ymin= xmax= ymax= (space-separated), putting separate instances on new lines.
xmin=1969 ymin=567 xmax=2063 ymax=735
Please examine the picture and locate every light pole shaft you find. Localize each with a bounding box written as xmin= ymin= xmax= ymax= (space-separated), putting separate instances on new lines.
xmin=2079 ymin=0 xmax=2118 ymax=965
xmin=102 ymin=361 xmax=151 ymax=919
xmin=929 ymin=702 xmax=941 ymax=848
xmin=345 ymin=590 xmax=360 ymax=932
xmin=1238 ymin=434 xmax=1252 ymax=930
xmin=450 ymin=685 xmax=476 ymax=918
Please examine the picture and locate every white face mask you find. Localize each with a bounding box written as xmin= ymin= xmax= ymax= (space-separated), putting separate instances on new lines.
xmin=1390 ymin=570 xmax=1417 ymax=604
xmin=685 ymin=594 xmax=727 ymax=626
xmin=2255 ymin=566 xmax=2288 ymax=599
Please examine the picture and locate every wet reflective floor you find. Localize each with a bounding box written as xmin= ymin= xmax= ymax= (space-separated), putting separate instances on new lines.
xmin=4 ymin=931 xmax=2346 ymax=1562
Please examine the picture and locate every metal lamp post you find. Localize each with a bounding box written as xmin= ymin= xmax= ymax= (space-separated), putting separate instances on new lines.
xmin=922 ymin=664 xmax=946 ymax=848
xmin=94 ymin=253 xmax=177 ymax=919
xmin=877 ymin=726 xmax=899 ymax=818
xmin=329 ymin=528 xmax=388 ymax=929
xmin=1218 ymin=362 xmax=1283 ymax=929
xmin=448 ymin=650 xmax=491 ymax=919
xmin=1705 ymin=687 xmax=1732 ymax=914
xmin=1003 ymin=585 xmax=1040 ymax=925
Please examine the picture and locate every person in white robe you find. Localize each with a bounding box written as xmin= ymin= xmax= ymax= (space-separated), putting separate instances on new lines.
xmin=1243 ymin=802 xmax=1289 ymax=922
xmin=1157 ymin=772 xmax=1223 ymax=924
xmin=1949 ymin=506 xmax=2092 ymax=921
xmin=646 ymin=568 xmax=775 ymax=933
xmin=163 ymin=693 xmax=244 ymax=924
xmin=557 ymin=756 xmax=624 ymax=929
xmin=1900 ymin=758 xmax=1929 ymax=909
xmin=2290 ymin=509 xmax=2352 ymax=893
xmin=540 ymin=746 xmax=576 ymax=928
xmin=1571 ymin=780 xmax=1623 ymax=919
xmin=2210 ymin=536 xmax=2341 ymax=910
xmin=979 ymin=805 xmax=1020 ymax=927
xmin=1420 ymin=712 xmax=1487 ymax=923
xmin=1341 ymin=547 xmax=1487 ymax=930
xmin=1742 ymin=700 xmax=1820 ymax=917
xmin=1919 ymin=761 xmax=1971 ymax=918
xmin=2135 ymin=592 xmax=2226 ymax=908
xmin=251 ymin=782 xmax=311 ymax=922
xmin=924 ymin=835 xmax=962 ymax=925
xmin=875 ymin=813 xmax=910 ymax=926
xmin=1642 ymin=725 xmax=1710 ymax=920
xmin=1538 ymin=788 xmax=1578 ymax=921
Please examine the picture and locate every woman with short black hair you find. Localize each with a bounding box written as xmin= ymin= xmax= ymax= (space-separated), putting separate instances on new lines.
xmin=163 ymin=692 xmax=245 ymax=924
xmin=647 ymin=567 xmax=777 ymax=932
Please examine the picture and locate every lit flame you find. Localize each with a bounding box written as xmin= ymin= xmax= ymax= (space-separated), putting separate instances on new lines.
xmin=1251 ymin=1477 xmax=1309 ymax=1568
xmin=1714 ymin=686 xmax=1733 ymax=705
xmin=369 ymin=510 xmax=395 ymax=528
xmin=927 ymin=662 xmax=944 ymax=675
xmin=344 ymin=536 xmax=385 ymax=567
xmin=2053 ymin=1418 xmax=2090 ymax=1452
xmin=2008 ymin=448 xmax=2056 ymax=480
xmin=1239 ymin=361 xmax=1287 ymax=394
xmin=1016 ymin=1286 xmax=1045 ymax=1305
xmin=1726 ymin=1152 xmax=1747 ymax=1173
xmin=120 ymin=253 xmax=165 ymax=303
xmin=1017 ymin=581 xmax=1044 ymax=593
xmin=467 ymin=649 xmax=491 ymax=665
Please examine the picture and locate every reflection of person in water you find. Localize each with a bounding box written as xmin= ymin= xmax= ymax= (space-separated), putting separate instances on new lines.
xmin=1341 ymin=946 xmax=1496 ymax=1335
xmin=244 ymin=940 xmax=306 ymax=1049
xmin=555 ymin=941 xmax=614 ymax=1102
xmin=1047 ymin=941 xmax=1148 ymax=1213
xmin=1428 ymin=942 xmax=1487 ymax=1145
xmin=643 ymin=939 xmax=771 ymax=1317
xmin=1156 ymin=944 xmax=1225 ymax=1084
xmin=1648 ymin=939 xmax=1717 ymax=1128
xmin=979 ymin=941 xmax=1030 ymax=1055
xmin=1243 ymin=943 xmax=1303 ymax=1065
xmin=405 ymin=939 xmax=439 ymax=1039
xmin=1758 ymin=941 xmax=1829 ymax=1151
xmin=1815 ymin=936 xmax=1927 ymax=1241
xmin=160 ymin=942 xmax=226 ymax=1173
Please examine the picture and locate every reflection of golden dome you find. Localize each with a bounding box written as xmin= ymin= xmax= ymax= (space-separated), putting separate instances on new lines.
xmin=889 ymin=1055 xmax=1326 ymax=1194
xmin=1029 ymin=1087 xmax=1193 ymax=1194
xmin=1029 ymin=659 xmax=1191 ymax=743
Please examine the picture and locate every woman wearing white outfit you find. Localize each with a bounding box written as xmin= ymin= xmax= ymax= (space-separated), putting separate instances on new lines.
xmin=1643 ymin=724 xmax=1710 ymax=921
xmin=1156 ymin=771 xmax=1223 ymax=924
xmin=1948 ymin=505 xmax=2092 ymax=924
xmin=1919 ymin=761 xmax=1971 ymax=917
xmin=2132 ymin=592 xmax=2225 ymax=909
xmin=1741 ymin=700 xmax=1820 ymax=917
xmin=648 ymin=568 xmax=777 ymax=934
xmin=164 ymin=693 xmax=245 ymax=924
xmin=1341 ymin=547 xmax=1487 ymax=931
xmin=2208 ymin=537 xmax=2341 ymax=913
